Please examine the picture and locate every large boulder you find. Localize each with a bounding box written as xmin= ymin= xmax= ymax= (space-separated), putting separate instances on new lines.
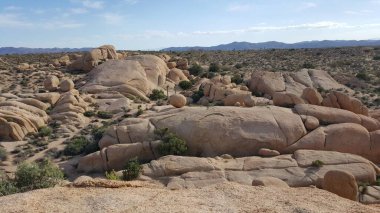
xmin=68 ymin=45 xmax=118 ymax=72
xmin=322 ymin=91 xmax=369 ymax=116
xmin=301 ymin=87 xmax=323 ymax=105
xmin=59 ymin=79 xmax=75 ymax=92
xmin=80 ymin=55 xmax=169 ymax=101
xmin=323 ymin=170 xmax=358 ymax=201
xmin=167 ymin=68 xmax=189 ymax=84
xmin=43 ymin=76 xmax=60 ymax=91
xmin=249 ymin=71 xmax=285 ymax=97
xmin=169 ymin=94 xmax=187 ymax=108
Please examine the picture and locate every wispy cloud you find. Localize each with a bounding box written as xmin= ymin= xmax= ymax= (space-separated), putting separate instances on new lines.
xmin=100 ymin=13 xmax=124 ymax=25
xmin=0 ymin=13 xmax=33 ymax=28
xmin=298 ymin=2 xmax=317 ymax=11
xmin=70 ymin=8 xmax=88 ymax=14
xmin=227 ymin=3 xmax=252 ymax=12
xmin=3 ymin=6 xmax=23 ymax=11
xmin=124 ymin=0 xmax=139 ymax=5
xmin=71 ymin=0 xmax=104 ymax=9
xmin=191 ymin=21 xmax=379 ymax=35
xmin=344 ymin=10 xmax=372 ymax=15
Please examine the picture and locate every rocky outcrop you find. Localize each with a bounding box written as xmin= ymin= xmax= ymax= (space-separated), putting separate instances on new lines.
xmin=167 ymin=68 xmax=188 ymax=84
xmin=323 ymin=170 xmax=358 ymax=201
xmin=322 ymin=91 xmax=369 ymax=116
xmin=0 ymin=99 xmax=48 ymax=140
xmin=80 ymin=55 xmax=169 ymax=101
xmin=68 ymin=45 xmax=118 ymax=72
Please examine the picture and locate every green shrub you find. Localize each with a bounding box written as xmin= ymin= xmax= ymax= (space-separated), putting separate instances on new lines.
xmin=97 ymin=111 xmax=113 ymax=119
xmin=234 ymin=63 xmax=243 ymax=69
xmin=178 ymin=80 xmax=192 ymax=90
xmin=188 ymin=64 xmax=204 ymax=76
xmin=0 ymin=176 xmax=19 ymax=196
xmin=0 ymin=147 xmax=8 ymax=161
xmin=302 ymin=62 xmax=315 ymax=69
xmin=149 ymin=89 xmax=167 ymax=101
xmin=191 ymin=89 xmax=204 ymax=103
xmin=14 ymin=160 xmax=64 ymax=192
xmin=155 ymin=128 xmax=188 ymax=156
xmin=311 ymin=160 xmax=324 ymax=167
xmin=83 ymin=111 xmax=96 ymax=117
xmin=91 ymin=125 xmax=108 ymax=142
xmin=356 ymin=72 xmax=370 ymax=81
xmin=105 ymin=170 xmax=120 ymax=180
xmin=122 ymin=158 xmax=142 ymax=181
xmin=38 ymin=126 xmax=52 ymax=137
xmin=373 ymin=55 xmax=380 ymax=60
xmin=83 ymin=141 xmax=100 ymax=155
xmin=63 ymin=136 xmax=90 ymax=156
xmin=209 ymin=63 xmax=221 ymax=73
xmin=231 ymin=74 xmax=243 ymax=85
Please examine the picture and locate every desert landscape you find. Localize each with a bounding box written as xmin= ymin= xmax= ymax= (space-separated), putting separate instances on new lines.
xmin=0 ymin=44 xmax=380 ymax=212
xmin=1 ymin=0 xmax=380 ymax=212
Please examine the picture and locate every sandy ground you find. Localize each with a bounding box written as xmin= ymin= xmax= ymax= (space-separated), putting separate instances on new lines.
xmin=0 ymin=182 xmax=379 ymax=213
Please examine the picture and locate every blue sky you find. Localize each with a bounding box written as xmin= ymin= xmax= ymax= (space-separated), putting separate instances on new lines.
xmin=1 ymin=0 xmax=380 ymax=50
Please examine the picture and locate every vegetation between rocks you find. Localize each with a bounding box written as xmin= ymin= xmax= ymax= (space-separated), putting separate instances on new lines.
xmin=154 ymin=128 xmax=188 ymax=156
xmin=122 ymin=158 xmax=142 ymax=181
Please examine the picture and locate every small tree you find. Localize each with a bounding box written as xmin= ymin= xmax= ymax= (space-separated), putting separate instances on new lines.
xmin=149 ymin=89 xmax=167 ymax=100
xmin=209 ymin=63 xmax=221 ymax=73
xmin=178 ymin=80 xmax=192 ymax=90
xmin=122 ymin=158 xmax=142 ymax=181
xmin=155 ymin=128 xmax=188 ymax=156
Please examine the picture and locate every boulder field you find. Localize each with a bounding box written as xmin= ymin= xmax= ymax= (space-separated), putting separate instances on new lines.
xmin=78 ymin=105 xmax=380 ymax=172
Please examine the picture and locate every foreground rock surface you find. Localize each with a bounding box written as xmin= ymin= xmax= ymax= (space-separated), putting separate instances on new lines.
xmin=0 ymin=182 xmax=377 ymax=213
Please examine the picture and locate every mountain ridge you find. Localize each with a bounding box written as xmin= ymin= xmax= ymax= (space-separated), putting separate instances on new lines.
xmin=161 ymin=40 xmax=380 ymax=51
xmin=0 ymin=47 xmax=92 ymax=55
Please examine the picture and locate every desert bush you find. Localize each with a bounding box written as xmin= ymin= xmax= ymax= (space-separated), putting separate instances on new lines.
xmin=231 ymin=74 xmax=243 ymax=85
xmin=83 ymin=111 xmax=96 ymax=117
xmin=91 ymin=125 xmax=108 ymax=142
xmin=234 ymin=63 xmax=243 ymax=69
xmin=178 ymin=80 xmax=192 ymax=90
xmin=105 ymin=170 xmax=120 ymax=180
xmin=63 ymin=136 xmax=90 ymax=156
xmin=0 ymin=175 xmax=19 ymax=196
xmin=122 ymin=158 xmax=142 ymax=181
xmin=191 ymin=89 xmax=204 ymax=103
xmin=97 ymin=111 xmax=113 ymax=119
xmin=155 ymin=128 xmax=188 ymax=156
xmin=188 ymin=64 xmax=204 ymax=76
xmin=0 ymin=147 xmax=8 ymax=161
xmin=373 ymin=55 xmax=380 ymax=60
xmin=311 ymin=160 xmax=324 ymax=167
xmin=149 ymin=89 xmax=167 ymax=100
xmin=209 ymin=63 xmax=221 ymax=73
xmin=38 ymin=126 xmax=52 ymax=137
xmin=356 ymin=72 xmax=370 ymax=81
xmin=14 ymin=159 xmax=64 ymax=192
xmin=302 ymin=62 xmax=315 ymax=69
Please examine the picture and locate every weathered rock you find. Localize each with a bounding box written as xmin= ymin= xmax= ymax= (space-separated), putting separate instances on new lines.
xmin=322 ymin=91 xmax=368 ymax=116
xmin=273 ymin=92 xmax=305 ymax=107
xmin=249 ymin=71 xmax=285 ymax=97
xmin=304 ymin=116 xmax=319 ymax=131
xmin=68 ymin=45 xmax=118 ymax=72
xmin=301 ymin=87 xmax=323 ymax=105
xmin=167 ymin=62 xmax=176 ymax=69
xmin=176 ymin=58 xmax=189 ymax=70
xmin=169 ymin=94 xmax=187 ymax=108
xmin=44 ymin=76 xmax=60 ymax=91
xmin=258 ymin=148 xmax=280 ymax=157
xmin=252 ymin=177 xmax=289 ymax=188
xmin=34 ymin=92 xmax=61 ymax=105
xmin=167 ymin=68 xmax=189 ymax=84
xmin=59 ymin=79 xmax=75 ymax=92
xmin=323 ymin=170 xmax=358 ymax=201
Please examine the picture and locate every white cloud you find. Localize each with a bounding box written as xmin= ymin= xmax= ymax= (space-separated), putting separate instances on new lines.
xmin=191 ymin=21 xmax=378 ymax=35
xmin=70 ymin=8 xmax=88 ymax=14
xmin=43 ymin=21 xmax=84 ymax=29
xmin=0 ymin=13 xmax=33 ymax=28
xmin=124 ymin=0 xmax=139 ymax=5
xmin=71 ymin=0 xmax=104 ymax=9
xmin=227 ymin=4 xmax=252 ymax=12
xmin=298 ymin=2 xmax=317 ymax=10
xmin=3 ymin=6 xmax=22 ymax=11
xmin=31 ymin=9 xmax=46 ymax=14
xmin=344 ymin=10 xmax=372 ymax=15
xmin=101 ymin=13 xmax=124 ymax=25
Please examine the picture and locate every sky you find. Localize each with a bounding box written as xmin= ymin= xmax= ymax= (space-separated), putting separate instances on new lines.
xmin=0 ymin=0 xmax=380 ymax=50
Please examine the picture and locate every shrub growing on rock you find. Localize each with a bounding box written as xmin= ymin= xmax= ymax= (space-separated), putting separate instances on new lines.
xmin=209 ymin=63 xmax=221 ymax=73
xmin=191 ymin=89 xmax=204 ymax=103
xmin=312 ymin=160 xmax=324 ymax=167
xmin=105 ymin=170 xmax=120 ymax=180
xmin=38 ymin=126 xmax=52 ymax=137
xmin=178 ymin=80 xmax=192 ymax=90
xmin=63 ymin=136 xmax=90 ymax=156
xmin=91 ymin=125 xmax=109 ymax=142
xmin=155 ymin=128 xmax=188 ymax=156
xmin=149 ymin=89 xmax=167 ymax=101
xmin=231 ymin=74 xmax=243 ymax=85
xmin=122 ymin=158 xmax=142 ymax=181
xmin=97 ymin=111 xmax=113 ymax=119
xmin=0 ymin=147 xmax=8 ymax=161
xmin=188 ymin=64 xmax=204 ymax=76
xmin=83 ymin=111 xmax=96 ymax=117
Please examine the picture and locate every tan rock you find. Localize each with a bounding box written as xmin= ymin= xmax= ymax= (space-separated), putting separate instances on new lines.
xmin=44 ymin=76 xmax=60 ymax=91
xmin=167 ymin=62 xmax=176 ymax=69
xmin=169 ymin=94 xmax=187 ymax=108
xmin=249 ymin=71 xmax=285 ymax=97
xmin=252 ymin=177 xmax=289 ymax=188
xmin=304 ymin=116 xmax=319 ymax=131
xmin=323 ymin=170 xmax=358 ymax=201
xmin=301 ymin=87 xmax=323 ymax=105
xmin=168 ymin=68 xmax=189 ymax=84
xmin=258 ymin=148 xmax=280 ymax=157
xmin=273 ymin=92 xmax=305 ymax=107
xmin=59 ymin=79 xmax=75 ymax=92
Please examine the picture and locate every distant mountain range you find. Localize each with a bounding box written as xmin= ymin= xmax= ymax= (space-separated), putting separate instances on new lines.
xmin=0 ymin=47 xmax=92 ymax=55
xmin=161 ymin=40 xmax=380 ymax=51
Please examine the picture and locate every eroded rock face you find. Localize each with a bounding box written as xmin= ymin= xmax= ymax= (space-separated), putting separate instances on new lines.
xmin=169 ymin=94 xmax=187 ymax=108
xmin=68 ymin=45 xmax=118 ymax=72
xmin=323 ymin=170 xmax=358 ymax=201
xmin=80 ymin=55 xmax=169 ymax=101
xmin=322 ymin=91 xmax=369 ymax=116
